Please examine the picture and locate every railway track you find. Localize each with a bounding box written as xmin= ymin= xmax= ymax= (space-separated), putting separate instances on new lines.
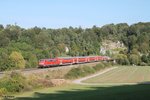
xmin=0 ymin=62 xmax=100 ymax=78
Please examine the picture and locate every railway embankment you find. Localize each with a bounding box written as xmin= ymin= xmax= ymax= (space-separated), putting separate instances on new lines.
xmin=0 ymin=62 xmax=112 ymax=97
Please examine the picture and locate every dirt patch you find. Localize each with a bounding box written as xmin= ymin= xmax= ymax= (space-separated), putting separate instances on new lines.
xmin=37 ymin=78 xmax=70 ymax=87
xmin=50 ymin=79 xmax=70 ymax=86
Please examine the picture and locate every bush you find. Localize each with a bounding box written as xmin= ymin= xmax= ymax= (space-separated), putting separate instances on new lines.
xmin=114 ymin=54 xmax=130 ymax=65
xmin=65 ymin=65 xmax=97 ymax=79
xmin=93 ymin=63 xmax=105 ymax=70
xmin=65 ymin=63 xmax=112 ymax=79
xmin=65 ymin=67 xmax=84 ymax=79
xmin=0 ymin=71 xmax=28 ymax=93
xmin=140 ymin=62 xmax=148 ymax=66
xmin=103 ymin=62 xmax=112 ymax=67
xmin=0 ymin=88 xmax=7 ymax=96
xmin=141 ymin=55 xmax=148 ymax=63
xmin=129 ymin=54 xmax=140 ymax=65
xmin=27 ymin=75 xmax=43 ymax=88
xmin=82 ymin=66 xmax=95 ymax=75
xmin=9 ymin=51 xmax=25 ymax=69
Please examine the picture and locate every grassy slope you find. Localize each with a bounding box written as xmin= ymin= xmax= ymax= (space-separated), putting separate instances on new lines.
xmin=83 ymin=66 xmax=150 ymax=83
xmin=15 ymin=84 xmax=150 ymax=100
xmin=14 ymin=66 xmax=150 ymax=100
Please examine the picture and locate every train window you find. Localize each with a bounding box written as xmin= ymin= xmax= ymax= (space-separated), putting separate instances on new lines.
xmin=47 ymin=59 xmax=56 ymax=62
xmin=64 ymin=58 xmax=72 ymax=60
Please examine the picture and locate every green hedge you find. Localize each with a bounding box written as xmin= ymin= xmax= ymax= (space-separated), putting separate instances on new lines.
xmin=65 ymin=62 xmax=112 ymax=79
xmin=64 ymin=66 xmax=95 ymax=79
xmin=93 ymin=63 xmax=105 ymax=70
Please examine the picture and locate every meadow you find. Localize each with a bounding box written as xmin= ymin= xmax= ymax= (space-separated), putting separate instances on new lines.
xmin=83 ymin=66 xmax=150 ymax=84
xmin=13 ymin=66 xmax=150 ymax=100
xmin=15 ymin=84 xmax=150 ymax=100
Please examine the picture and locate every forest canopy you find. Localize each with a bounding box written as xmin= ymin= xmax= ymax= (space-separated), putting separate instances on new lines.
xmin=0 ymin=22 xmax=150 ymax=71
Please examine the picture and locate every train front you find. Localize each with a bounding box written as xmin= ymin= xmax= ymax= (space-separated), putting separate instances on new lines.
xmin=38 ymin=59 xmax=46 ymax=68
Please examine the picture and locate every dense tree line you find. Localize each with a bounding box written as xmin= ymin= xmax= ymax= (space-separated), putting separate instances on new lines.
xmin=0 ymin=22 xmax=150 ymax=71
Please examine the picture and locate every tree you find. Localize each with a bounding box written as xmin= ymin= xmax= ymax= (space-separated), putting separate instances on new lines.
xmin=9 ymin=51 xmax=25 ymax=69
xmin=139 ymin=43 xmax=149 ymax=53
xmin=0 ymin=24 xmax=4 ymax=31
xmin=141 ymin=55 xmax=148 ymax=63
xmin=34 ymin=31 xmax=49 ymax=49
xmin=129 ymin=54 xmax=140 ymax=65
xmin=147 ymin=53 xmax=150 ymax=65
xmin=128 ymin=35 xmax=137 ymax=53
xmin=50 ymin=48 xmax=60 ymax=58
xmin=0 ymin=31 xmax=10 ymax=47
xmin=5 ymin=25 xmax=21 ymax=41
xmin=0 ymin=49 xmax=10 ymax=71
xmin=114 ymin=54 xmax=130 ymax=65
xmin=28 ymin=54 xmax=38 ymax=68
xmin=57 ymin=43 xmax=66 ymax=55
xmin=70 ymin=41 xmax=79 ymax=56
xmin=0 ymin=22 xmax=150 ymax=69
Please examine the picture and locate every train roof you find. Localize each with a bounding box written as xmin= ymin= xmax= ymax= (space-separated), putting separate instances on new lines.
xmin=39 ymin=56 xmax=110 ymax=60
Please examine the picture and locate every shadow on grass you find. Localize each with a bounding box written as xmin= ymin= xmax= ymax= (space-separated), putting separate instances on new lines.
xmin=16 ymin=84 xmax=150 ymax=100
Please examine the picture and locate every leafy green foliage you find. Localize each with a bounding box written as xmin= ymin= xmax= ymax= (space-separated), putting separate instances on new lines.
xmin=141 ymin=55 xmax=148 ymax=63
xmin=0 ymin=22 xmax=150 ymax=70
xmin=9 ymin=51 xmax=25 ymax=69
xmin=129 ymin=54 xmax=140 ymax=65
xmin=0 ymin=71 xmax=55 ymax=95
xmin=65 ymin=63 xmax=111 ymax=79
xmin=114 ymin=54 xmax=130 ymax=65
xmin=0 ymin=72 xmax=27 ymax=93
xmin=64 ymin=66 xmax=91 ymax=79
xmin=93 ymin=63 xmax=105 ymax=70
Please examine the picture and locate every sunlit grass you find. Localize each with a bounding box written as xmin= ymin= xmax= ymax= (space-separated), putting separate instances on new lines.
xmin=83 ymin=66 xmax=150 ymax=84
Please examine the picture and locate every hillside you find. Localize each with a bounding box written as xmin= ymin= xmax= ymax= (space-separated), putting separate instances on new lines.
xmin=100 ymin=40 xmax=126 ymax=55
xmin=0 ymin=22 xmax=150 ymax=71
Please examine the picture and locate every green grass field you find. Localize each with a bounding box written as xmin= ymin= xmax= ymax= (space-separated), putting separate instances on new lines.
xmin=14 ymin=66 xmax=150 ymax=100
xmin=83 ymin=66 xmax=150 ymax=84
xmin=15 ymin=84 xmax=150 ymax=100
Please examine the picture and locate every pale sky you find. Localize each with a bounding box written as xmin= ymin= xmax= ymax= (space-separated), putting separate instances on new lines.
xmin=0 ymin=0 xmax=150 ymax=28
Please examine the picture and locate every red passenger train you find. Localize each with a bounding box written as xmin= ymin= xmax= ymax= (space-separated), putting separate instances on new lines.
xmin=38 ymin=56 xmax=111 ymax=68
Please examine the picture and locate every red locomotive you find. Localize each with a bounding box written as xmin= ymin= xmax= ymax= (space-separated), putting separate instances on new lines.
xmin=38 ymin=56 xmax=111 ymax=68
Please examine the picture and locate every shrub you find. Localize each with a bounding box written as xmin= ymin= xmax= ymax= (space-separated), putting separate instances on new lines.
xmin=129 ymin=54 xmax=140 ymax=65
xmin=0 ymin=71 xmax=28 ymax=93
xmin=0 ymin=88 xmax=7 ymax=96
xmin=141 ymin=55 xmax=148 ymax=63
xmin=27 ymin=75 xmax=42 ymax=88
xmin=65 ymin=63 xmax=112 ymax=79
xmin=65 ymin=65 xmax=96 ymax=79
xmin=9 ymin=51 xmax=25 ymax=69
xmin=93 ymin=63 xmax=105 ymax=71
xmin=82 ymin=66 xmax=95 ymax=75
xmin=103 ymin=62 xmax=112 ymax=67
xmin=114 ymin=54 xmax=130 ymax=65
xmin=140 ymin=62 xmax=148 ymax=66
xmin=65 ymin=67 xmax=84 ymax=79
